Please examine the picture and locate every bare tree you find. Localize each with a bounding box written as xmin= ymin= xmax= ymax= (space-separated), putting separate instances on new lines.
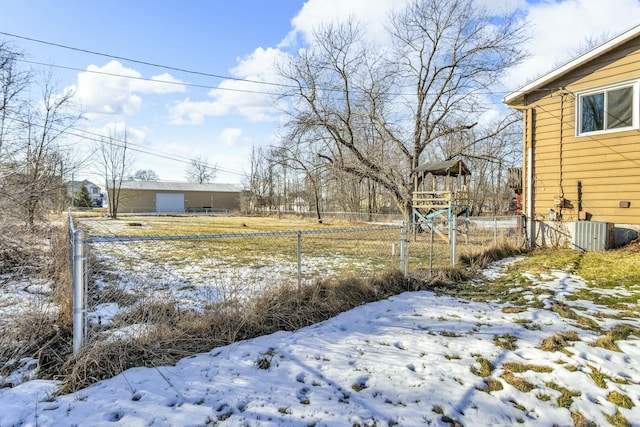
xmin=279 ymin=0 xmax=527 ymax=220
xmin=13 ymin=76 xmax=80 ymax=228
xmin=271 ymin=140 xmax=326 ymax=222
xmin=96 ymin=128 xmax=134 ymax=218
xmin=1 ymin=45 xmax=84 ymax=231
xmin=245 ymin=146 xmax=275 ymax=212
xmin=0 ymin=41 xmax=30 ymax=158
xmin=185 ymin=155 xmax=217 ymax=183
xmin=129 ymin=169 xmax=159 ymax=181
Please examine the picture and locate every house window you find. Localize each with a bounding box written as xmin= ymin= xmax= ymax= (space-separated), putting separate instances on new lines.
xmin=578 ymin=84 xmax=635 ymax=135
xmin=92 ymin=187 xmax=99 ymax=194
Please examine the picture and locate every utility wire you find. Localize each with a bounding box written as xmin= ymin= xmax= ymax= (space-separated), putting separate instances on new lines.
xmin=0 ymin=31 xmax=295 ymax=89
xmin=17 ymin=57 xmax=514 ymax=106
xmin=2 ymin=31 xmax=518 ymax=99
xmin=17 ymin=59 xmax=281 ymax=97
xmin=8 ymin=116 xmax=247 ymax=177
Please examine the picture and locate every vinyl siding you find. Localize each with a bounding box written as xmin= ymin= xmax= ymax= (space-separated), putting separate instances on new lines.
xmin=519 ymin=36 xmax=640 ymax=225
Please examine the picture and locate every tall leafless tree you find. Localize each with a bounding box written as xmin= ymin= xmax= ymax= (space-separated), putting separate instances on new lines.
xmin=271 ymin=138 xmax=327 ymax=222
xmin=96 ymin=127 xmax=134 ymax=219
xmin=0 ymin=42 xmax=30 ymax=158
xmin=13 ymin=76 xmax=80 ymax=228
xmin=279 ymin=0 xmax=527 ymax=220
xmin=1 ymin=44 xmax=83 ymax=230
xmin=185 ymin=155 xmax=217 ymax=183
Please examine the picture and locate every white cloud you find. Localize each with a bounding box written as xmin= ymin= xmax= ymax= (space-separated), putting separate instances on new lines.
xmin=219 ymin=128 xmax=242 ymax=147
xmin=90 ymin=121 xmax=148 ymax=144
xmin=71 ymin=61 xmax=186 ymax=119
xmin=506 ymin=0 xmax=640 ymax=89
xmin=169 ymin=47 xmax=289 ymax=125
xmin=474 ymin=0 xmax=527 ymax=15
xmin=168 ymin=97 xmax=230 ymax=125
xmin=281 ymin=0 xmax=403 ymax=47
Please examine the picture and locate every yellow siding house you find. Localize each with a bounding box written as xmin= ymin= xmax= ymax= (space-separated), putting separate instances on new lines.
xmin=504 ymin=24 xmax=640 ymax=248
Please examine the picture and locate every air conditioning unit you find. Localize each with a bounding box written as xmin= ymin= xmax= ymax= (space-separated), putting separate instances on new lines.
xmin=572 ymin=221 xmax=614 ymax=251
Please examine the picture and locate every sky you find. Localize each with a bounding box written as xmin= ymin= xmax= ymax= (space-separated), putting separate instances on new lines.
xmin=1 ymin=0 xmax=640 ymax=184
xmin=1 ymin=257 xmax=639 ymax=426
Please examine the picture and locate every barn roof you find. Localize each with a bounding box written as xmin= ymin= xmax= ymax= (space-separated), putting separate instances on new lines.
xmin=413 ymin=159 xmax=471 ymax=177
xmin=116 ymin=181 xmax=242 ymax=192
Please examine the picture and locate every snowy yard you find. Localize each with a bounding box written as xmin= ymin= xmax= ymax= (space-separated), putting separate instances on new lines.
xmin=1 ymin=256 xmax=639 ymax=426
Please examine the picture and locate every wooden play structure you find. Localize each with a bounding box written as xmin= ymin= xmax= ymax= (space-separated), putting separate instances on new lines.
xmin=412 ymin=159 xmax=471 ymax=244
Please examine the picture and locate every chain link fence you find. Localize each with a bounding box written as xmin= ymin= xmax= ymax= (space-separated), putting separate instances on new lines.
xmin=68 ymin=214 xmax=524 ymax=351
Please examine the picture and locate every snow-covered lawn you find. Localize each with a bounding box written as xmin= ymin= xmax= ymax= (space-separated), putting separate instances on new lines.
xmin=1 ymin=257 xmax=639 ymax=426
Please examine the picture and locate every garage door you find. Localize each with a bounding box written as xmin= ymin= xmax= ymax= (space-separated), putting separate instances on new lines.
xmin=155 ymin=193 xmax=185 ymax=213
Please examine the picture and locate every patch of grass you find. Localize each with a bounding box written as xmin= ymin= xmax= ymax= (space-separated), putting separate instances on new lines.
xmin=509 ymin=248 xmax=581 ymax=274
xmin=256 ymin=348 xmax=276 ymax=370
xmin=458 ymin=241 xmax=526 ymax=270
xmin=494 ymin=333 xmax=518 ymax=350
xmin=607 ymin=391 xmax=634 ymax=409
xmin=501 ymin=372 xmax=535 ymax=393
xmin=565 ymin=289 xmax=640 ymax=311
xmin=351 ymin=382 xmax=367 ymax=392
xmin=509 ymin=399 xmax=526 ymax=411
xmin=470 ymin=357 xmax=494 ymax=377
xmin=571 ymin=412 xmax=597 ymax=427
xmin=551 ymin=301 xmax=578 ymax=320
xmin=593 ymin=324 xmax=640 ymax=352
xmin=539 ymin=332 xmax=579 ymax=355
xmin=605 ymin=410 xmax=631 ymax=427
xmin=546 ymin=381 xmax=581 ymax=409
xmin=589 ymin=367 xmax=609 ymax=388
xmin=574 ymin=249 xmax=640 ymax=290
xmin=440 ymin=331 xmax=463 ymax=338
xmin=444 ymin=354 xmax=461 ymax=360
xmin=476 ymin=378 xmax=503 ymax=393
xmin=502 ymin=306 xmax=528 ymax=314
xmin=536 ymin=393 xmax=551 ymax=402
xmin=550 ymin=301 xmax=600 ymax=331
xmin=503 ymin=362 xmax=553 ymax=374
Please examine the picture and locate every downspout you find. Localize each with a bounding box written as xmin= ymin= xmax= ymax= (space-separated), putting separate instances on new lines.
xmin=526 ymin=107 xmax=535 ymax=248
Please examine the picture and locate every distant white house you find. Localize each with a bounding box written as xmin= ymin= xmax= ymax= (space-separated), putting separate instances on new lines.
xmin=67 ymin=180 xmax=104 ymax=207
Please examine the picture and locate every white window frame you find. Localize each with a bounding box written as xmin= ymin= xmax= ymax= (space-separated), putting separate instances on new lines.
xmin=576 ymin=81 xmax=639 ymax=137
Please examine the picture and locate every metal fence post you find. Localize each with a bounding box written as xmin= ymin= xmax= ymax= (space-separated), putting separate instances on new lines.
xmin=400 ymin=222 xmax=409 ymax=277
xmin=450 ymin=214 xmax=457 ymax=265
xmin=297 ymin=230 xmax=302 ymax=290
xmin=429 ymin=220 xmax=434 ymax=279
xmin=73 ymin=229 xmax=85 ymax=353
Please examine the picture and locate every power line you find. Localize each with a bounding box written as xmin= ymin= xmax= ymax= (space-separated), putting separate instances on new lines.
xmin=8 ymin=116 xmax=247 ymax=177
xmin=17 ymin=59 xmax=282 ymax=97
xmin=18 ymin=57 xmax=514 ymax=106
xmin=0 ymin=31 xmax=296 ymax=90
xmin=2 ymin=31 xmax=516 ymax=99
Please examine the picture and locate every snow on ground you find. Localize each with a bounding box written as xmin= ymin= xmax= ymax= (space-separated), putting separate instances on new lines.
xmin=1 ymin=258 xmax=639 ymax=426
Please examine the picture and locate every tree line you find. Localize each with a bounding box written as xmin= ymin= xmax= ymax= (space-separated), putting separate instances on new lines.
xmin=246 ymin=0 xmax=526 ymax=221
xmin=2 ymin=0 xmax=526 ymax=227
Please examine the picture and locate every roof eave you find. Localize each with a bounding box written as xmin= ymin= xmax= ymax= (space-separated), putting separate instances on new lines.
xmin=503 ymin=24 xmax=640 ymax=106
